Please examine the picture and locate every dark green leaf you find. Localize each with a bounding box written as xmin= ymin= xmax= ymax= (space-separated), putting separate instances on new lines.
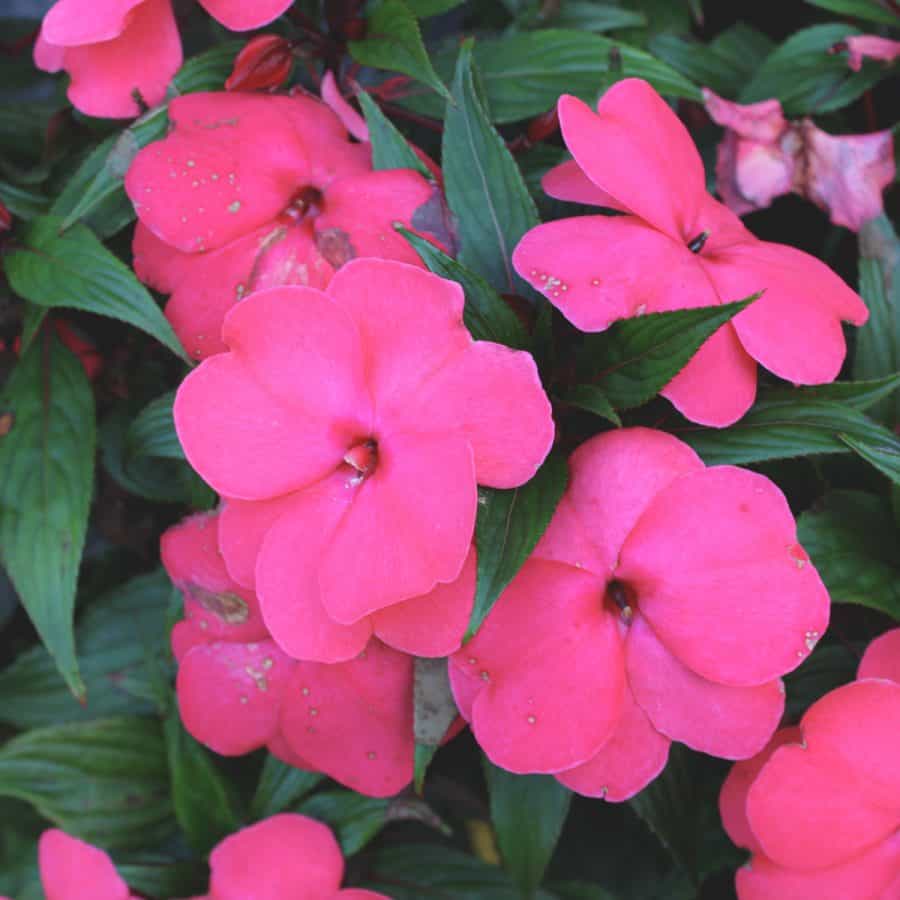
xmin=443 ymin=41 xmax=539 ymax=295
xmin=405 ymin=0 xmax=463 ymax=14
xmin=398 ymin=226 xmax=530 ymax=348
xmin=0 ymin=335 xmax=94 ymax=697
xmin=798 ymin=491 xmax=900 ymax=619
xmin=526 ymin=1 xmax=646 ymax=32
xmin=127 ymin=390 xmax=183 ymax=460
xmin=854 ymin=214 xmax=900 ymax=424
xmin=469 ymin=452 xmax=568 ymax=640
xmin=164 ymin=705 xmax=240 ymax=854
xmin=0 ymin=570 xmax=172 ymax=728
xmin=116 ymin=857 xmax=207 ymax=898
xmin=0 ymin=717 xmax=175 ymax=851
xmin=579 ymin=296 xmax=757 ymax=411
xmin=740 ymin=24 xmax=882 ymax=115
xmin=172 ymin=42 xmax=244 ymax=94
xmin=559 ymin=384 xmax=621 ymax=426
xmin=5 ymin=216 xmax=189 ymax=361
xmin=486 ymin=761 xmax=571 ymax=897
xmin=298 ymin=791 xmax=389 ymax=856
xmin=784 ymin=643 xmax=859 ymax=720
xmin=401 ymin=30 xmax=700 ymax=123
xmin=791 ymin=373 xmax=900 ymax=411
xmin=250 ymin=754 xmax=324 ymax=820
xmin=803 ymin=0 xmax=900 ymax=25
xmin=350 ymin=0 xmax=451 ymax=100
xmin=357 ymin=91 xmax=432 ymax=177
xmin=0 ymin=179 xmax=49 ymax=220
xmin=678 ymin=392 xmax=900 ymax=482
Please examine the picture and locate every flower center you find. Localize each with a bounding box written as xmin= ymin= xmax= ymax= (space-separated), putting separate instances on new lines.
xmin=604 ymin=578 xmax=637 ymax=625
xmin=284 ymin=185 xmax=325 ymax=222
xmin=687 ymin=230 xmax=710 ymax=254
xmin=344 ymin=438 xmax=378 ymax=481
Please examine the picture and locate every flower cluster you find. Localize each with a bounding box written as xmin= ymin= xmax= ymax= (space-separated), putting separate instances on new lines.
xmin=12 ymin=816 xmax=389 ymax=899
xmin=720 ymin=629 xmax=900 ymax=899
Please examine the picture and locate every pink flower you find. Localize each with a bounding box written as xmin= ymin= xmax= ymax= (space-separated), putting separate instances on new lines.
xmin=449 ymin=428 xmax=829 ymax=799
xmin=33 ymin=830 xmax=137 ymax=900
xmin=840 ymin=35 xmax=900 ymax=71
xmin=719 ymin=635 xmax=900 ymax=899
xmin=173 ymin=260 xmax=554 ymax=664
xmin=704 ymin=88 xmax=895 ymax=232
xmin=200 ymin=814 xmax=389 ymax=899
xmin=163 ymin=512 xmax=419 ymax=797
xmin=126 ymin=91 xmax=446 ymax=360
xmin=512 ymin=78 xmax=868 ymax=427
xmin=34 ymin=0 xmax=294 ymax=119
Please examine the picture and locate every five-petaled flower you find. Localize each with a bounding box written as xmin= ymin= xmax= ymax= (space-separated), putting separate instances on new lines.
xmin=513 ymin=78 xmax=868 ymax=427
xmin=163 ymin=512 xmax=420 ymax=797
xmin=173 ymin=260 xmax=554 ymax=664
xmin=34 ymin=0 xmax=294 ymax=118
xmin=720 ymin=628 xmax=900 ymax=899
xmin=126 ymin=91 xmax=447 ymax=360
xmin=450 ymin=428 xmax=829 ymax=799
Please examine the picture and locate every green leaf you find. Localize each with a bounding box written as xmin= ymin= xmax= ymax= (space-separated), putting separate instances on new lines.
xmin=127 ymin=390 xmax=183 ymax=460
xmin=357 ymin=91 xmax=432 ymax=177
xmin=172 ymin=41 xmax=244 ymax=94
xmin=298 ymin=791 xmax=389 ymax=856
xmin=0 ymin=178 xmax=49 ymax=220
xmin=350 ymin=0 xmax=451 ymax=100
xmin=559 ymin=384 xmax=622 ymax=426
xmin=854 ymin=214 xmax=900 ymax=424
xmin=784 ymin=643 xmax=859 ymax=721
xmin=579 ymin=296 xmax=757 ymax=411
xmin=405 ymin=0 xmax=463 ymax=14
xmin=0 ymin=335 xmax=95 ymax=698
xmin=803 ymin=0 xmax=900 ymax=25
xmin=468 ymin=452 xmax=568 ymax=640
xmin=5 ymin=216 xmax=189 ymax=362
xmin=164 ymin=705 xmax=240 ymax=854
xmin=401 ymin=30 xmax=700 ymax=123
xmin=0 ymin=717 xmax=175 ymax=851
xmin=443 ymin=41 xmax=539 ymax=295
xmin=116 ymin=857 xmax=206 ymax=899
xmin=798 ymin=491 xmax=900 ymax=619
xmin=0 ymin=570 xmax=172 ymax=729
xmin=791 ymin=373 xmax=900 ymax=411
xmin=398 ymin=226 xmax=530 ymax=348
xmin=486 ymin=761 xmax=571 ymax=898
xmin=525 ymin=1 xmax=646 ymax=32
xmin=678 ymin=392 xmax=900 ymax=483
xmin=740 ymin=24 xmax=882 ymax=115
xmin=250 ymin=754 xmax=324 ymax=820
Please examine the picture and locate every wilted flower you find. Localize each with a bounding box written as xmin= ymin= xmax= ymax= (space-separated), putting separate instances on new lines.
xmin=513 ymin=78 xmax=868 ymax=427
xmin=450 ymin=428 xmax=829 ymax=799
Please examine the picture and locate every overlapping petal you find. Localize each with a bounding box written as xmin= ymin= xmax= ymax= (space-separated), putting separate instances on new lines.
xmin=858 ymin=628 xmax=900 ymax=682
xmin=197 ymin=0 xmax=294 ymax=30
xmin=39 ymin=830 xmax=131 ymax=900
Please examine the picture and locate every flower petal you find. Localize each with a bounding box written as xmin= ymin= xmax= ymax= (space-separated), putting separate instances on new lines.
xmin=541 ymin=159 xmax=627 ymax=209
xmin=618 ymin=465 xmax=830 ymax=686
xmin=196 ymin=0 xmax=294 ymax=30
xmin=42 ymin=0 xmax=146 ymax=46
xmin=535 ymin=428 xmax=703 ymax=578
xmin=450 ymin=560 xmax=625 ymax=774
xmin=395 ymin=341 xmax=555 ymax=488
xmin=208 ymin=814 xmax=343 ymax=900
xmin=858 ymin=628 xmax=900 ymax=683
xmin=513 ymin=215 xmax=719 ymax=333
xmin=255 ymin=473 xmax=373 ymax=663
xmin=557 ymin=82 xmax=706 ymax=239
xmin=59 ymin=0 xmax=181 ymax=119
xmin=627 ymin=616 xmax=785 ymax=759
xmin=706 ymin=239 xmax=868 ymax=384
xmin=660 ymin=321 xmax=758 ymax=427
xmin=318 ymin=431 xmax=477 ymax=625
xmin=279 ymin=641 xmax=414 ymax=797
xmin=555 ymin=685 xmax=670 ymax=801
xmin=177 ymin=639 xmax=293 ymax=755
xmin=39 ymin=830 xmax=130 ymax=900
xmin=373 ymin=546 xmax=476 ymax=657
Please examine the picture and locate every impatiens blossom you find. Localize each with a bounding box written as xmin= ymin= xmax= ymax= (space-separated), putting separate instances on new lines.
xmin=125 ymin=91 xmax=446 ymax=360
xmin=513 ymin=78 xmax=868 ymax=427
xmin=449 ymin=428 xmax=829 ymax=799
xmin=703 ymin=88 xmax=895 ymax=231
xmin=163 ymin=512 xmax=419 ymax=797
xmin=174 ymin=260 xmax=554 ymax=664
xmin=719 ymin=630 xmax=900 ymax=899
xmin=838 ymin=35 xmax=900 ymax=71
xmin=28 ymin=818 xmax=390 ymax=900
xmin=34 ymin=0 xmax=294 ymax=118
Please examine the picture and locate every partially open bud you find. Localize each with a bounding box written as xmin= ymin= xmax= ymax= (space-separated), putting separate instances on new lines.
xmin=225 ymin=35 xmax=294 ymax=93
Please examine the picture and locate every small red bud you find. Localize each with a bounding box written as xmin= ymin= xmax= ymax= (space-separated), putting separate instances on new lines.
xmin=0 ymin=200 xmax=12 ymax=232
xmin=225 ymin=35 xmax=293 ymax=93
xmin=526 ymin=108 xmax=559 ymax=144
xmin=342 ymin=16 xmax=367 ymax=40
